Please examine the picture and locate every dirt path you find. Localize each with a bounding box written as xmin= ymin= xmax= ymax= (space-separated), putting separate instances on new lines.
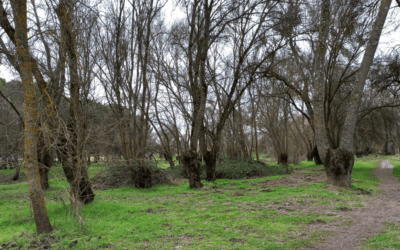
xmin=309 ymin=160 xmax=400 ymax=250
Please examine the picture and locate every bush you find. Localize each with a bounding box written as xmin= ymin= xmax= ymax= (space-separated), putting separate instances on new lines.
xmin=169 ymin=157 xmax=292 ymax=180
xmin=91 ymin=160 xmax=177 ymax=190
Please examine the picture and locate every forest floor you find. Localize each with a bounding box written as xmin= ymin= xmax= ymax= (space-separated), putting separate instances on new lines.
xmin=0 ymin=156 xmax=400 ymax=249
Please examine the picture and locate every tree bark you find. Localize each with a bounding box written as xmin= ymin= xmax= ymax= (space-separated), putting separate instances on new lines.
xmin=324 ymin=148 xmax=354 ymax=188
xmin=38 ymin=146 xmax=52 ymax=190
xmin=205 ymin=150 xmax=217 ymax=181
xmin=56 ymin=1 xmax=95 ymax=204
xmin=13 ymin=0 xmax=53 ymax=233
xmin=313 ymin=146 xmax=323 ymax=165
xmin=316 ymin=0 xmax=391 ymax=188
xmin=165 ymin=154 xmax=175 ymax=168
xmin=12 ymin=162 xmax=21 ymax=181
xmin=181 ymin=150 xmax=204 ymax=188
xmin=313 ymin=0 xmax=331 ymax=164
xmin=307 ymin=151 xmax=314 ymax=161
xmin=37 ymin=134 xmax=52 ymax=190
xmin=278 ymin=153 xmax=288 ymax=165
xmin=339 ymin=0 xmax=391 ymax=152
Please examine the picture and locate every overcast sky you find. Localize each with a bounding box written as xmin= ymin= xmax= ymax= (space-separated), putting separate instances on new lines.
xmin=0 ymin=1 xmax=399 ymax=82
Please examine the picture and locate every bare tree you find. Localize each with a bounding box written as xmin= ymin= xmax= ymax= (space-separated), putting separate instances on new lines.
xmin=314 ymin=0 xmax=391 ymax=187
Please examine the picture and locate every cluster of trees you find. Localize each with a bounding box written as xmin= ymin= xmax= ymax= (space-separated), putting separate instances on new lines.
xmin=0 ymin=0 xmax=399 ymax=233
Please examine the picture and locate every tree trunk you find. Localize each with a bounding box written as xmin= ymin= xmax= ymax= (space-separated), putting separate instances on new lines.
xmin=181 ymin=150 xmax=204 ymax=188
xmin=313 ymin=0 xmax=331 ymax=164
xmin=324 ymin=148 xmax=354 ymax=188
xmin=278 ymin=153 xmax=288 ymax=165
xmin=13 ymin=0 xmax=53 ymax=233
xmin=38 ymin=145 xmax=53 ymax=190
xmin=355 ymin=150 xmax=363 ymax=158
xmin=313 ymin=146 xmax=323 ymax=165
xmin=12 ymin=162 xmax=21 ymax=181
xmin=37 ymin=142 xmax=53 ymax=190
xmin=325 ymin=0 xmax=391 ymax=188
xmin=0 ymin=159 xmax=6 ymax=169
xmin=60 ymin=157 xmax=95 ymax=204
xmin=306 ymin=151 xmax=314 ymax=161
xmin=165 ymin=154 xmax=175 ymax=168
xmin=38 ymin=166 xmax=50 ymax=190
xmin=205 ymin=150 xmax=217 ymax=181
xmin=56 ymin=0 xmax=95 ymax=204
xmin=339 ymin=0 xmax=391 ymax=151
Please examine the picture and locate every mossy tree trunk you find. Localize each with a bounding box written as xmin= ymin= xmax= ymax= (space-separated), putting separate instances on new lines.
xmin=13 ymin=0 xmax=53 ymax=233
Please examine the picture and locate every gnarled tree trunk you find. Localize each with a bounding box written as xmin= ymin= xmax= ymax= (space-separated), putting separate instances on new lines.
xmin=324 ymin=148 xmax=354 ymax=188
xmin=278 ymin=153 xmax=288 ymax=165
xmin=61 ymin=151 xmax=95 ymax=204
xmin=181 ymin=150 xmax=204 ymax=188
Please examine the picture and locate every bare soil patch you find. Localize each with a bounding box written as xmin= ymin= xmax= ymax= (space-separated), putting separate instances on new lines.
xmin=307 ymin=161 xmax=400 ymax=250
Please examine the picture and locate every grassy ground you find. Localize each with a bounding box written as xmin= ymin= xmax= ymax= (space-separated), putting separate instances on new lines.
xmin=355 ymin=155 xmax=400 ymax=250
xmin=390 ymin=158 xmax=400 ymax=181
xmin=358 ymin=222 xmax=400 ymax=250
xmin=154 ymin=157 xmax=179 ymax=169
xmin=0 ymin=157 xmax=395 ymax=249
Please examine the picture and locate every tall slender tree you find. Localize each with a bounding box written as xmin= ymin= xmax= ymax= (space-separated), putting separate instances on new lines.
xmin=12 ymin=0 xmax=52 ymax=233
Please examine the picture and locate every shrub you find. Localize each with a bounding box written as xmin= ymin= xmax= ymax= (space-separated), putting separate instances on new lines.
xmin=168 ymin=157 xmax=292 ymax=180
xmin=91 ymin=160 xmax=177 ymax=190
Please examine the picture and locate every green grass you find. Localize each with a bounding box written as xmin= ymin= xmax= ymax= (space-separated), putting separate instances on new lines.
xmin=0 ymin=159 xmax=386 ymax=249
xmin=390 ymin=159 xmax=400 ymax=181
xmin=358 ymin=222 xmax=400 ymax=250
xmin=354 ymin=155 xmax=400 ymax=250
